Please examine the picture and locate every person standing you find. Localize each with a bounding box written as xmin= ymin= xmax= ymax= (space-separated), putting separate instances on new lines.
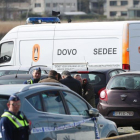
xmin=74 ymin=74 xmax=96 ymax=108
xmin=39 ymin=70 xmax=59 ymax=83
xmin=60 ymin=71 xmax=82 ymax=96
xmin=0 ymin=95 xmax=30 ymax=140
xmin=24 ymin=67 xmax=41 ymax=84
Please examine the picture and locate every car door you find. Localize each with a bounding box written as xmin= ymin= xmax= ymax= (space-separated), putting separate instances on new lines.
xmin=61 ymin=90 xmax=96 ymax=140
xmin=25 ymin=93 xmax=52 ymax=140
xmin=41 ymin=90 xmax=76 ymax=140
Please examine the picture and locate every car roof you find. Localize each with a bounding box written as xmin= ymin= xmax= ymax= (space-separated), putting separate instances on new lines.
xmin=0 ymin=65 xmax=51 ymax=71
xmin=70 ymin=68 xmax=125 ymax=74
xmin=0 ymin=84 xmax=28 ymax=96
xmin=0 ymin=74 xmax=32 ymax=79
xmin=0 ymin=83 xmax=69 ymax=96
xmin=0 ymin=74 xmax=48 ymax=80
xmin=115 ymin=71 xmax=140 ymax=75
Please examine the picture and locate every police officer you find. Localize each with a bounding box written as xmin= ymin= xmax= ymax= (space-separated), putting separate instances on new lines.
xmin=0 ymin=94 xmax=30 ymax=140
xmin=60 ymin=71 xmax=82 ymax=96
xmin=24 ymin=67 xmax=41 ymax=84
xmin=74 ymin=74 xmax=96 ymax=108
xmin=39 ymin=70 xmax=59 ymax=83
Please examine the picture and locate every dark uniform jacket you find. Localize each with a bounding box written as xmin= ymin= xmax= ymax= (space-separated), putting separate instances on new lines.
xmin=23 ymin=77 xmax=40 ymax=84
xmin=0 ymin=111 xmax=30 ymax=140
xmin=82 ymin=82 xmax=96 ymax=108
xmin=39 ymin=76 xmax=59 ymax=83
xmin=60 ymin=76 xmax=82 ymax=96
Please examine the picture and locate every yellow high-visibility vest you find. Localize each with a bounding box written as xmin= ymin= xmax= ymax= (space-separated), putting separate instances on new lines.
xmin=1 ymin=112 xmax=29 ymax=128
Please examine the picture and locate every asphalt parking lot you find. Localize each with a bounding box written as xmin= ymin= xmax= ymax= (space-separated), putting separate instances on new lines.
xmin=118 ymin=127 xmax=139 ymax=135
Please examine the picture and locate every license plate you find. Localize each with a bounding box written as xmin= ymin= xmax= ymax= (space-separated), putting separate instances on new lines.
xmin=113 ymin=111 xmax=134 ymax=116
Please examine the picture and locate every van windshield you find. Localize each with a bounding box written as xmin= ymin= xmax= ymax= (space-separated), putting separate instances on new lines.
xmin=0 ymin=41 xmax=14 ymax=64
xmin=107 ymin=75 xmax=140 ymax=90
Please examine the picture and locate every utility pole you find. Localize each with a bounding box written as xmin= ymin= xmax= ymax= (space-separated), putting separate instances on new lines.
xmin=26 ymin=0 xmax=31 ymax=19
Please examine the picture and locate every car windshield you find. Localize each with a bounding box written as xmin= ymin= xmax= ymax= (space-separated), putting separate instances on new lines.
xmin=0 ymin=70 xmax=28 ymax=76
xmin=107 ymin=74 xmax=140 ymax=90
xmin=0 ymin=96 xmax=9 ymax=116
xmin=71 ymin=73 xmax=106 ymax=86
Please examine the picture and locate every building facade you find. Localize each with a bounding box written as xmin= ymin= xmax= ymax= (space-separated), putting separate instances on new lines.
xmin=0 ymin=0 xmax=31 ymax=20
xmin=44 ymin=0 xmax=77 ymax=15
xmin=30 ymin=0 xmax=45 ymax=15
xmin=89 ymin=0 xmax=105 ymax=15
xmin=106 ymin=0 xmax=140 ymax=18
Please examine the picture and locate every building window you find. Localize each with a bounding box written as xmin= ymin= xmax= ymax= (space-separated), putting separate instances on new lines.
xmin=92 ymin=2 xmax=98 ymax=7
xmin=46 ymin=3 xmax=50 ymax=7
xmin=53 ymin=3 xmax=57 ymax=7
xmin=133 ymin=0 xmax=139 ymax=5
xmin=110 ymin=1 xmax=117 ymax=6
xmin=121 ymin=1 xmax=128 ymax=5
xmin=66 ymin=3 xmax=71 ymax=6
xmin=59 ymin=3 xmax=63 ymax=6
xmin=110 ymin=11 xmax=117 ymax=16
xmin=121 ymin=11 xmax=127 ymax=16
xmin=35 ymin=3 xmax=41 ymax=7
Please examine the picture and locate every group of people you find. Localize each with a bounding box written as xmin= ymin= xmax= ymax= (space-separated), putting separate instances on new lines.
xmin=0 ymin=67 xmax=95 ymax=140
xmin=24 ymin=67 xmax=96 ymax=108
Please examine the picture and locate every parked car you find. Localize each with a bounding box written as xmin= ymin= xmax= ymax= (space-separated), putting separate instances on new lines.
xmin=70 ymin=68 xmax=125 ymax=106
xmin=0 ymin=74 xmax=48 ymax=84
xmin=0 ymin=83 xmax=118 ymax=140
xmin=0 ymin=65 xmax=51 ymax=76
xmin=98 ymin=71 xmax=140 ymax=130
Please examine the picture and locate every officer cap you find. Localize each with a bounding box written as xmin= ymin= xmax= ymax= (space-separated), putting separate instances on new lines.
xmin=8 ymin=95 xmax=20 ymax=101
xmin=35 ymin=67 xmax=41 ymax=73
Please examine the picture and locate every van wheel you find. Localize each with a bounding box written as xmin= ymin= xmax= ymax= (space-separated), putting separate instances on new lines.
xmin=38 ymin=20 xmax=42 ymax=24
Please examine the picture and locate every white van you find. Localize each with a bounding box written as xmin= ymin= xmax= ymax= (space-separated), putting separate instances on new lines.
xmin=0 ymin=21 xmax=140 ymax=72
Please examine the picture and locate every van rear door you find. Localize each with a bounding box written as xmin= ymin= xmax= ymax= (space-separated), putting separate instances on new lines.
xmin=129 ymin=23 xmax=140 ymax=71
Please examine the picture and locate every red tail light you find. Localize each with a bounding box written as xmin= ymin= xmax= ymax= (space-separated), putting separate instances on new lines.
xmin=100 ymin=89 xmax=108 ymax=101
xmin=122 ymin=64 xmax=130 ymax=70
xmin=98 ymin=87 xmax=105 ymax=96
xmin=28 ymin=120 xmax=32 ymax=126
xmin=77 ymin=71 xmax=89 ymax=73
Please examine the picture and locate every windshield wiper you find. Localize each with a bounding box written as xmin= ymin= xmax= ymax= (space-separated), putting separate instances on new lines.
xmin=111 ymin=87 xmax=127 ymax=90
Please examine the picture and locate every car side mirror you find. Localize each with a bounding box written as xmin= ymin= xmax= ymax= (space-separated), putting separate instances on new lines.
xmin=89 ymin=108 xmax=99 ymax=117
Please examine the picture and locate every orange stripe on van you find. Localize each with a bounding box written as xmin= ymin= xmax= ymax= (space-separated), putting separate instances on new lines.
xmin=122 ymin=23 xmax=129 ymax=65
xmin=32 ymin=44 xmax=40 ymax=62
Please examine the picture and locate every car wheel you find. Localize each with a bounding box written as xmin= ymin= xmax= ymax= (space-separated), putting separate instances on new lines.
xmin=133 ymin=126 xmax=140 ymax=130
xmin=43 ymin=138 xmax=52 ymax=140
xmin=38 ymin=20 xmax=42 ymax=24
xmin=107 ymin=134 xmax=117 ymax=137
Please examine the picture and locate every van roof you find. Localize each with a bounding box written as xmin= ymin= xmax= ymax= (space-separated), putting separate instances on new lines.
xmin=2 ymin=20 xmax=140 ymax=41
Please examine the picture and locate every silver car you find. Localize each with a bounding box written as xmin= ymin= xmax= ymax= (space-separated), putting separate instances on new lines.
xmin=0 ymin=83 xmax=118 ymax=140
xmin=0 ymin=65 xmax=51 ymax=76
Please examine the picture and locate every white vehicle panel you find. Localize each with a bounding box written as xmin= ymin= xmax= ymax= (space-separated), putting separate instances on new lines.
xmin=19 ymin=40 xmax=53 ymax=67
xmin=129 ymin=23 xmax=140 ymax=71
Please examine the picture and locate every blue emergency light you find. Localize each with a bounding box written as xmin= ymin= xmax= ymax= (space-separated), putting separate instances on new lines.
xmin=26 ymin=17 xmax=61 ymax=24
